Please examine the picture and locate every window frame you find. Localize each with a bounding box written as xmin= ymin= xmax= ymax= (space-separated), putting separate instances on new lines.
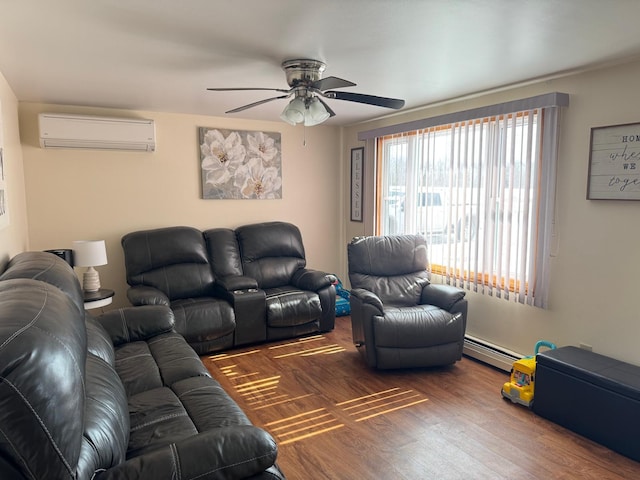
xmin=359 ymin=93 xmax=569 ymax=308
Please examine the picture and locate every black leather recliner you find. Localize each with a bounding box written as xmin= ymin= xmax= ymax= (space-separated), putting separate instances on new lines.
xmin=122 ymin=226 xmax=236 ymax=355
xmin=348 ymin=234 xmax=468 ymax=369
xmin=204 ymin=222 xmax=335 ymax=343
xmin=236 ymin=222 xmax=335 ymax=341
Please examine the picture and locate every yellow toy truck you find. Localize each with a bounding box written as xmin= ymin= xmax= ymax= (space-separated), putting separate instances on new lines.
xmin=501 ymin=340 xmax=556 ymax=408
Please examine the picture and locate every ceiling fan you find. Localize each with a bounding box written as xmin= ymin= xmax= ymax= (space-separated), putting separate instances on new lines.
xmin=207 ymin=59 xmax=405 ymax=126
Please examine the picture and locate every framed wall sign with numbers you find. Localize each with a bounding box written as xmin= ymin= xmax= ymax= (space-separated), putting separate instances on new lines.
xmin=588 ymin=122 xmax=640 ymax=200
xmin=350 ymin=147 xmax=364 ymax=222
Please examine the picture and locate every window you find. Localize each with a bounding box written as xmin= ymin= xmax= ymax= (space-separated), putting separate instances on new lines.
xmin=362 ymin=93 xmax=568 ymax=308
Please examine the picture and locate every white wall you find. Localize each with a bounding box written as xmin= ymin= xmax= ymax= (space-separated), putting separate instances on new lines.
xmin=0 ymin=71 xmax=29 ymax=269
xmin=343 ymin=58 xmax=640 ymax=365
xmin=19 ymin=102 xmax=343 ymax=308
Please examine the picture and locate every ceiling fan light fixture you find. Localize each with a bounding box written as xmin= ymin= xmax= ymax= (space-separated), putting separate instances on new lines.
xmin=280 ymin=97 xmax=306 ymax=125
xmin=304 ymin=97 xmax=330 ymax=126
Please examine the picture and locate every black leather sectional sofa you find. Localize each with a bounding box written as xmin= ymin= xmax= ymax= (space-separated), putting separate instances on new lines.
xmin=0 ymin=252 xmax=285 ymax=479
xmin=122 ymin=221 xmax=336 ymax=355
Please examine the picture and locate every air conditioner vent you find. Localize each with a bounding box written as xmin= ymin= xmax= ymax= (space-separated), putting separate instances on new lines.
xmin=38 ymin=113 xmax=155 ymax=151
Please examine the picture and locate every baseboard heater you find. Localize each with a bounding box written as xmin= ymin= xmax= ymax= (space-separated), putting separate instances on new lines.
xmin=463 ymin=335 xmax=523 ymax=372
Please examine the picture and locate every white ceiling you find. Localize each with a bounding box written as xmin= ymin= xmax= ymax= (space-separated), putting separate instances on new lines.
xmin=2 ymin=0 xmax=640 ymax=126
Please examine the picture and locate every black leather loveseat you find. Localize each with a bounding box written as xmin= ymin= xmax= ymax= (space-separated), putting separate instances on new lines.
xmin=122 ymin=221 xmax=335 ymax=355
xmin=0 ymin=251 xmax=285 ymax=479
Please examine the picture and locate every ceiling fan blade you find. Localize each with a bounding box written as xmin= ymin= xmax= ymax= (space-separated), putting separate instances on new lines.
xmin=324 ymin=91 xmax=405 ymax=109
xmin=311 ymin=76 xmax=356 ymax=91
xmin=226 ymin=95 xmax=290 ymax=113
xmin=317 ymin=97 xmax=336 ymax=117
xmin=208 ymin=87 xmax=291 ymax=93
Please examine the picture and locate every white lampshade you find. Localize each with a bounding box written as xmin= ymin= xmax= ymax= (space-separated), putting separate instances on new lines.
xmin=72 ymin=240 xmax=107 ymax=293
xmin=304 ymin=97 xmax=330 ymax=126
xmin=280 ymin=97 xmax=306 ymax=125
xmin=72 ymin=240 xmax=107 ymax=267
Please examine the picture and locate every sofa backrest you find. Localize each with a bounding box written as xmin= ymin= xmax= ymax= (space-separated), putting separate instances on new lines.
xmin=348 ymin=234 xmax=431 ymax=307
xmin=0 ymin=279 xmax=87 ymax=479
xmin=0 ymin=251 xmax=85 ymax=313
xmin=122 ymin=226 xmax=215 ymax=300
xmin=204 ymin=227 xmax=244 ymax=278
xmin=0 ymin=253 xmax=130 ymax=479
xmin=236 ymin=222 xmax=306 ymax=289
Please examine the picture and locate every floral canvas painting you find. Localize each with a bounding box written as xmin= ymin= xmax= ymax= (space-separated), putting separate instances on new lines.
xmin=199 ymin=127 xmax=282 ymax=199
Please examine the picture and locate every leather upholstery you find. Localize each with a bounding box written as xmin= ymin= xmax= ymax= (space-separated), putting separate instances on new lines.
xmin=348 ymin=235 xmax=468 ymax=369
xmin=0 ymin=252 xmax=285 ymax=479
xmin=534 ymin=346 xmax=640 ymax=462
xmin=235 ymin=222 xmax=335 ymax=339
xmin=122 ymin=226 xmax=236 ymax=354
xmin=123 ymin=222 xmax=335 ymax=354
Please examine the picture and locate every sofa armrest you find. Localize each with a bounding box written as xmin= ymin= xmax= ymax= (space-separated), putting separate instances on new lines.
xmin=96 ymin=426 xmax=279 ymax=480
xmin=127 ymin=285 xmax=170 ymax=306
xmin=350 ymin=288 xmax=384 ymax=313
xmin=216 ymin=275 xmax=258 ymax=292
xmin=291 ymin=268 xmax=334 ymax=291
xmin=420 ymin=283 xmax=466 ymax=311
xmin=96 ymin=305 xmax=175 ymax=346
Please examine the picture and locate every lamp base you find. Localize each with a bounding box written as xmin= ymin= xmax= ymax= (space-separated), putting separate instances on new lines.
xmin=82 ymin=266 xmax=101 ymax=293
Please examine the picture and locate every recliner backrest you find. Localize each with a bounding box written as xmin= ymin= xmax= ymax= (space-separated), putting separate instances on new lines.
xmin=122 ymin=226 xmax=214 ymax=300
xmin=236 ymin=222 xmax=306 ymax=289
xmin=348 ymin=235 xmax=430 ymax=307
xmin=204 ymin=227 xmax=244 ymax=278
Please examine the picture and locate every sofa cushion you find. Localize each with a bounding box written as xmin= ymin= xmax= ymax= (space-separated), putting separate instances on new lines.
xmin=127 ymin=375 xmax=256 ymax=460
xmin=171 ymin=297 xmax=235 ymax=344
xmin=127 ymin=386 xmax=198 ymax=457
xmin=114 ymin=332 xmax=211 ymax=397
xmin=77 ymin=353 xmax=129 ymax=479
xmin=265 ymin=286 xmax=322 ymax=327
xmin=171 ymin=376 xmax=252 ymax=431
xmin=375 ymin=307 xmax=463 ymax=349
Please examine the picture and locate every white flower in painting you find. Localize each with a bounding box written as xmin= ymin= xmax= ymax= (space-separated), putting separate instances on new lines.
xmin=201 ymin=129 xmax=246 ymax=185
xmin=234 ymin=157 xmax=282 ymax=199
xmin=247 ymin=131 xmax=279 ymax=164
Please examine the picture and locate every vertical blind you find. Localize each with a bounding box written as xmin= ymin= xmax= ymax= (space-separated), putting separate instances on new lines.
xmin=373 ymin=97 xmax=566 ymax=308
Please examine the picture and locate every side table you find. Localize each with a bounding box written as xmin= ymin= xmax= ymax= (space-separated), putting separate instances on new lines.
xmin=84 ymin=288 xmax=115 ymax=310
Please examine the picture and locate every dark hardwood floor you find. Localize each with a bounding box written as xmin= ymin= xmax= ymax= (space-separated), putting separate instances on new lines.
xmin=201 ymin=318 xmax=640 ymax=479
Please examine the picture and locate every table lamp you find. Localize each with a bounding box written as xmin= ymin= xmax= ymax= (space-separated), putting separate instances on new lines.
xmin=72 ymin=240 xmax=108 ymax=292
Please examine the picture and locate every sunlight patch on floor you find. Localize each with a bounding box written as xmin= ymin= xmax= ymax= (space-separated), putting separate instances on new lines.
xmin=273 ymin=344 xmax=346 ymax=358
xmin=208 ymin=349 xmax=261 ymax=360
xmin=337 ymin=387 xmax=429 ymax=422
xmin=264 ymin=408 xmax=345 ymax=445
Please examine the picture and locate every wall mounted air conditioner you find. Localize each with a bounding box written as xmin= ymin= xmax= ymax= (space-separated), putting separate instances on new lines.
xmin=38 ymin=113 xmax=156 ymax=151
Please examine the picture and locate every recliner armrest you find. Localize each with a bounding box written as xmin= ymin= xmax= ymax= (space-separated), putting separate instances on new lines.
xmin=420 ymin=283 xmax=466 ymax=311
xmin=351 ymin=288 xmax=384 ymax=313
xmin=127 ymin=285 xmax=170 ymax=306
xmin=96 ymin=305 xmax=175 ymax=346
xmin=291 ymin=268 xmax=334 ymax=291
xmin=216 ymin=275 xmax=258 ymax=292
xmin=95 ymin=426 xmax=279 ymax=480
